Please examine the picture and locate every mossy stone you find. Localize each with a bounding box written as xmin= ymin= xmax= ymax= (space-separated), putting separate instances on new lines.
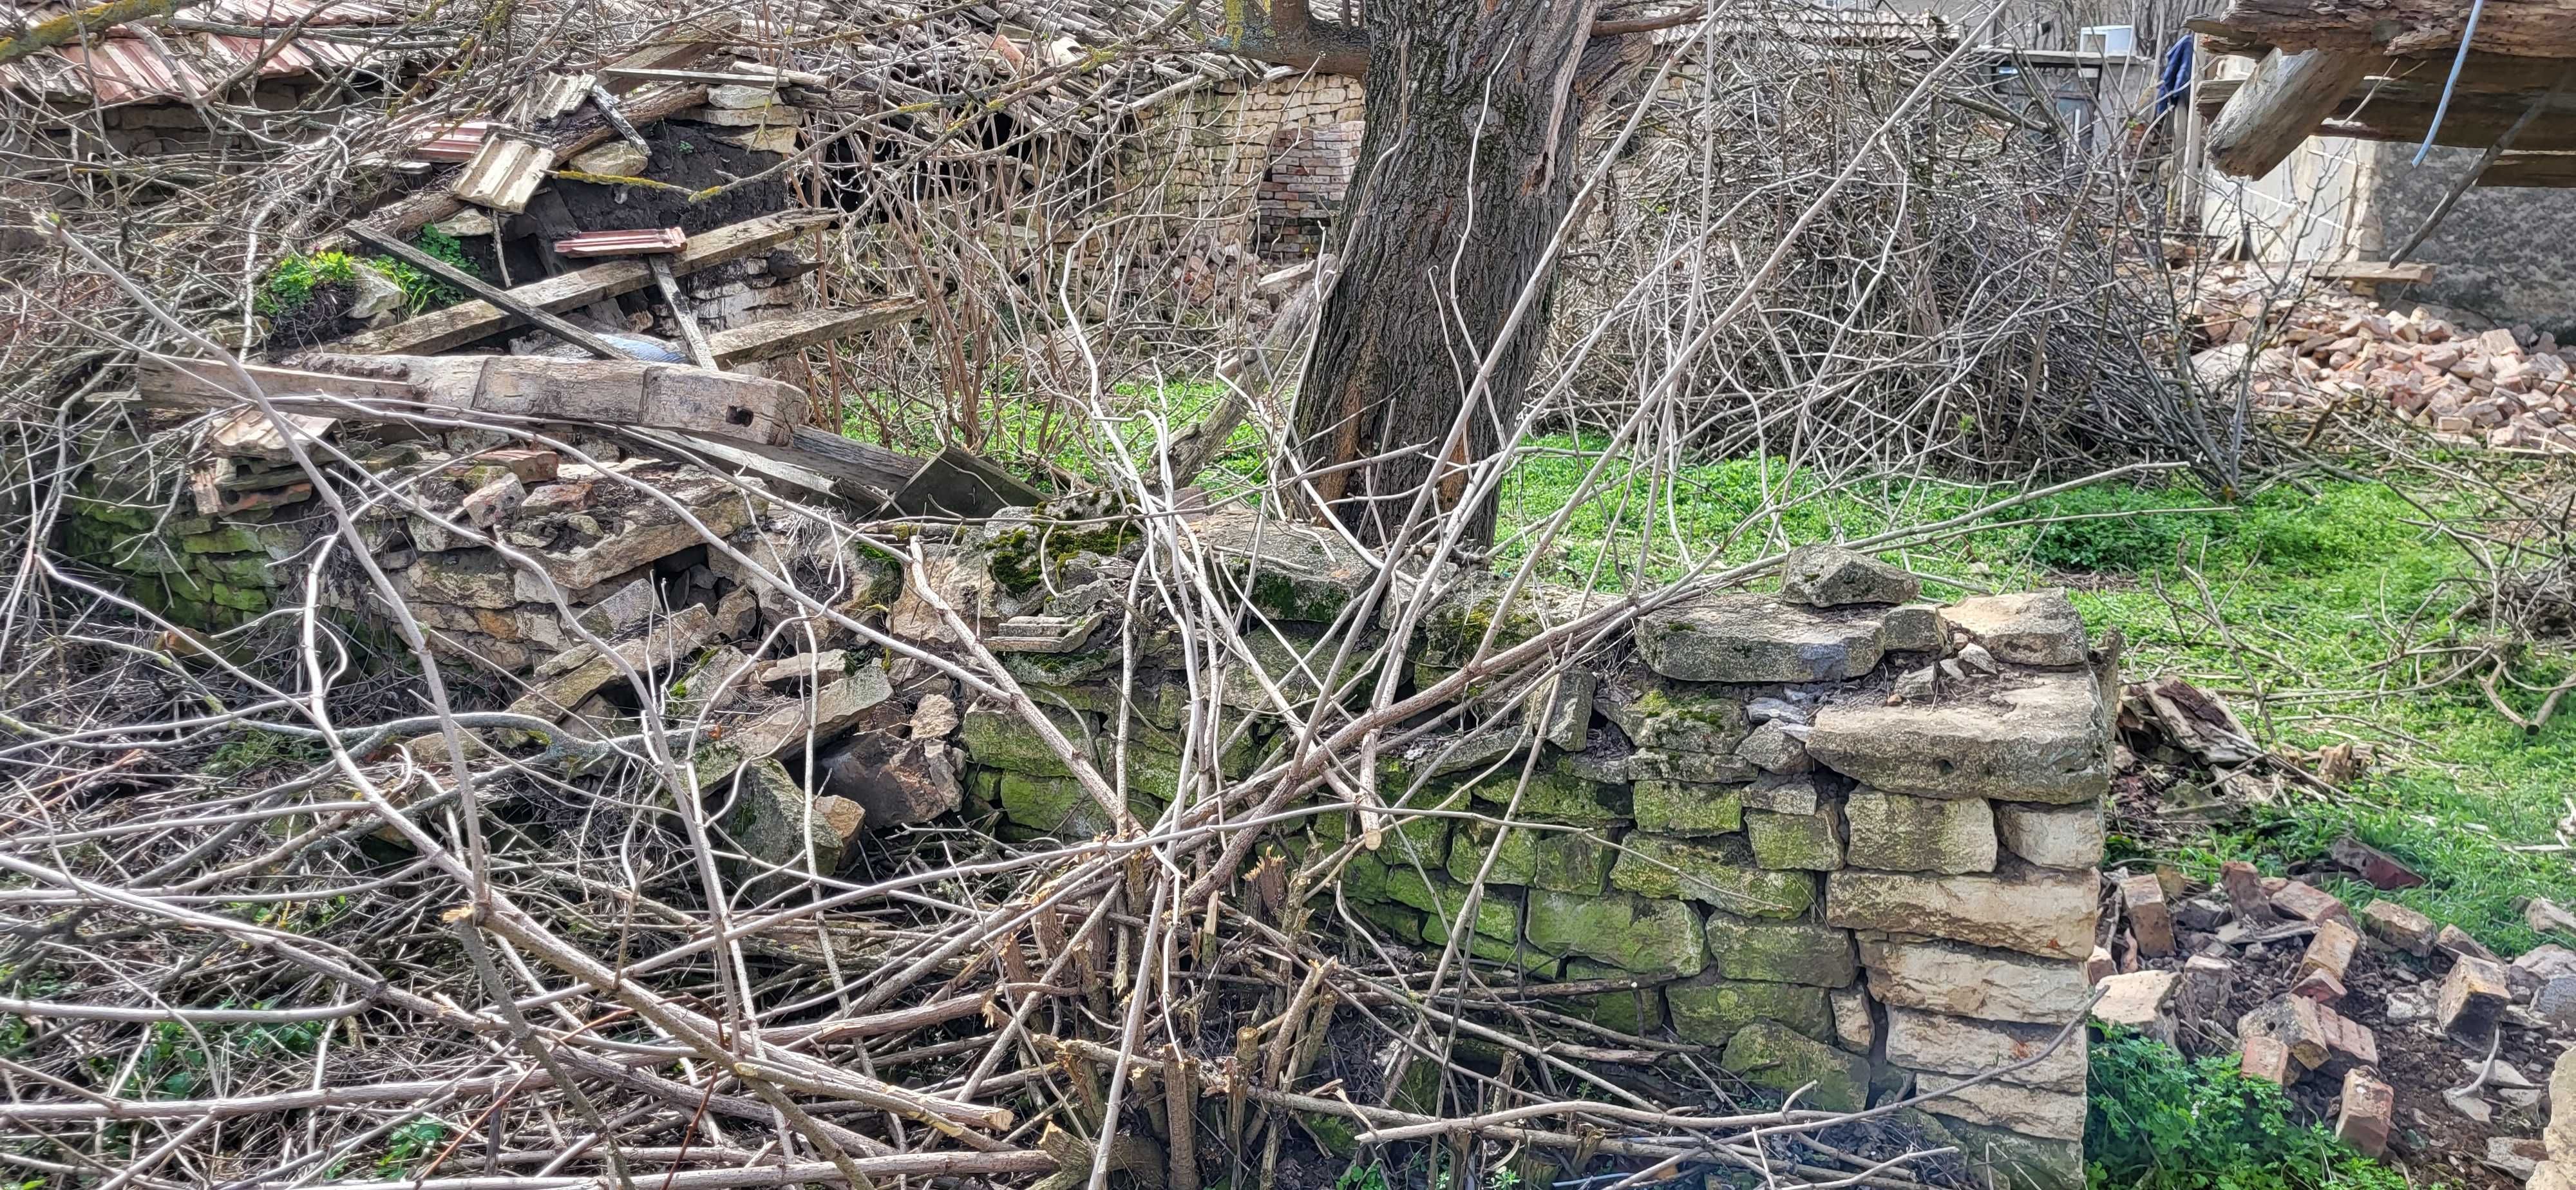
xmin=1633 ymin=779 xmax=1745 ymax=836
xmin=957 ymin=700 xmax=1096 ymax=776
xmin=1610 ymin=835 xmax=1818 ymax=918
xmin=1720 ymin=1019 xmax=1873 ymax=1111
xmin=1524 ymin=890 xmax=1704 ymax=978
xmin=1448 ymin=822 xmax=1615 ymax=893
xmin=1743 ymin=807 xmax=1844 ymax=871
xmin=1459 ymin=763 xmax=1628 ymax=826
xmin=1557 ymin=960 xmax=1667 ymax=1035
xmin=181 ymin=525 xmax=261 ymax=554
xmin=1701 ymin=911 xmax=1857 ymax=986
xmin=1667 ymin=976 xmax=1832 ymax=1046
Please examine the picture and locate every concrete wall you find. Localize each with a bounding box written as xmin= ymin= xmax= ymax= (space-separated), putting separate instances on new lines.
xmin=2365 ymin=144 xmax=2576 ymax=337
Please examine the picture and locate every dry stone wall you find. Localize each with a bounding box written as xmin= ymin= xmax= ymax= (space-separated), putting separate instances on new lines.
xmin=948 ymin=517 xmax=2117 ymax=1190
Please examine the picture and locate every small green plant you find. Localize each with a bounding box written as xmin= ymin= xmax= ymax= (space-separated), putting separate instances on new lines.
xmin=2086 ymin=1028 xmax=2408 ymax=1190
xmin=2023 ymin=484 xmax=2219 ymax=573
xmin=203 ymin=728 xmax=325 ymax=777
xmin=1335 ymin=1161 xmax=1391 ymax=1190
xmin=257 ymin=250 xmax=360 ymax=314
xmin=379 ymin=1120 xmax=450 ymax=1174
xmin=257 ymin=231 xmax=477 ymax=318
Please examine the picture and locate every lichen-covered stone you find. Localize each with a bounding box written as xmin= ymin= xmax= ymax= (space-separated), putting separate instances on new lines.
xmin=1525 ymin=669 xmax=1596 ymax=751
xmin=1458 ymin=763 xmax=1628 ymax=826
xmin=1448 ymin=822 xmax=1615 ymax=893
xmin=1745 ymin=807 xmax=1844 ymax=871
xmin=957 ymin=699 xmax=1096 ymax=776
xmin=1421 ymin=907 xmax=1535 ymax=965
xmin=1735 ymin=721 xmax=1812 ymax=775
xmin=1779 ymin=543 xmax=1919 ymax=607
xmin=1882 ymin=603 xmax=1946 ymax=652
xmin=1637 ymin=594 xmax=1884 ymax=683
xmin=1826 ymin=863 xmax=2097 ymax=959
xmin=1524 ymin=890 xmax=1705 ymax=978
xmin=1742 ymin=773 xmax=1821 ymax=815
xmin=1558 ymin=961 xmax=1665 ymax=1034
xmin=1703 ymin=911 xmax=1856 ymax=986
xmin=1843 ymin=789 xmax=1998 ymax=874
xmin=721 ymin=759 xmax=856 ymax=885
xmin=1913 ymin=1073 xmax=2087 ymax=1140
xmin=1858 ymin=938 xmax=2094 ymax=1024
xmin=1804 ymin=668 xmax=2110 ymax=803
xmin=1632 ymin=780 xmax=1745 ymax=836
xmin=1944 ymin=590 xmax=2089 ymax=668
xmin=1919 ymin=1111 xmax=2085 ymax=1190
xmin=1596 ymin=672 xmax=1752 ymax=755
xmin=1667 ymin=976 xmax=1832 ymax=1044
xmin=1627 ymin=749 xmax=1756 ymax=784
xmin=1721 ymin=1019 xmax=1873 ymax=1110
xmin=1994 ymin=801 xmax=2106 ymax=869
xmin=1612 ymin=835 xmax=1817 ymax=918
xmin=1883 ymin=1006 xmax=2086 ymax=1092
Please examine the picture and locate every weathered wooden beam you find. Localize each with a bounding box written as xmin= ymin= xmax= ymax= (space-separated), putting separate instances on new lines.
xmin=137 ymin=355 xmax=808 ymax=448
xmin=2322 ymin=93 xmax=2576 ymax=149
xmin=891 ymin=446 xmax=1044 ymax=520
xmin=705 ymin=300 xmax=927 ymax=367
xmin=2479 ymin=151 xmax=2576 ymax=186
xmin=346 ymin=224 xmax=629 ymax=361
xmin=332 ymin=211 xmax=837 ymax=357
xmin=2206 ymin=48 xmax=2374 ymax=178
xmin=2312 ymin=261 xmax=2437 ymax=283
xmin=2211 ymin=0 xmax=2576 ymax=57
xmin=647 ymin=256 xmax=721 ymax=370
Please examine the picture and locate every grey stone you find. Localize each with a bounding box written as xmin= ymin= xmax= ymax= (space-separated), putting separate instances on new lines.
xmin=1829 ymin=987 xmax=1876 ymax=1053
xmin=1939 ymin=659 xmax=1967 ymax=683
xmin=576 ymin=576 xmax=661 ymax=638
xmin=1883 ymin=1006 xmax=2087 ymax=1093
xmin=1922 ymin=1112 xmax=2084 ymax=1190
xmin=506 ymin=604 xmax=717 ymax=724
xmin=1703 ymin=911 xmax=1856 ymax=985
xmin=1882 ymin=603 xmax=1945 ymax=653
xmin=2537 ymin=976 xmax=2576 ymax=1030
xmin=1743 ymin=772 xmax=1821 ymax=816
xmin=1959 ymin=642 xmax=2001 ymax=674
xmin=1631 ymin=780 xmax=1745 ymax=836
xmin=1525 ymin=668 xmax=1596 ymax=752
xmin=1779 ymin=544 xmax=1920 ymax=607
xmin=721 ymin=759 xmax=860 ymax=888
xmin=1612 ymin=835 xmax=1817 ymax=918
xmin=1735 ymin=721 xmax=1812 ymax=774
xmin=1745 ymin=807 xmax=1844 ymax=871
xmin=1913 ymin=1073 xmax=2087 ymax=1141
xmin=1994 ymin=801 xmax=2107 ymax=869
xmin=1859 ymin=938 xmax=2094 ymax=1025
xmin=1723 ymin=1019 xmax=1873 ymax=1111
xmin=1524 ymin=890 xmax=1705 ymax=978
xmin=1843 ymin=789 xmax=1997 ymax=874
xmin=1667 ymin=976 xmax=1832 ymax=1045
xmin=1596 ymin=671 xmax=1751 ymax=754
xmin=410 ymin=549 xmax=518 ymax=609
xmin=692 ymin=668 xmax=898 ymax=788
xmin=1894 ymin=665 xmax=1938 ymax=702
xmin=1805 ymin=668 xmax=2111 ymax=803
xmin=1745 ymin=697 xmax=1808 ymax=726
xmin=1826 ymin=862 xmax=2099 ymax=960
xmin=1944 ymin=590 xmax=2089 ymax=668
xmin=1636 ymin=593 xmax=1884 ymax=683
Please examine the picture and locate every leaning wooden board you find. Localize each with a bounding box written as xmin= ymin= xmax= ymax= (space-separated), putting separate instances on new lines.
xmin=330 ymin=211 xmax=838 ymax=357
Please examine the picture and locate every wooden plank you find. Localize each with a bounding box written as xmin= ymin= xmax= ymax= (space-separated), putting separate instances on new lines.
xmin=891 ymin=445 xmax=1043 ymax=519
xmin=2210 ymin=0 xmax=2576 ymax=58
xmin=2322 ymin=91 xmax=2576 ymax=149
xmin=554 ymin=227 xmax=686 ymax=257
xmin=2480 ymin=152 xmax=2576 ymax=186
xmin=648 ymin=256 xmax=721 ymax=370
xmin=2312 ymin=261 xmax=2437 ymax=283
xmin=705 ymin=300 xmax=927 ymax=366
xmin=2206 ymin=48 xmax=2374 ymax=178
xmin=594 ymin=15 xmax=741 ymax=95
xmin=137 ymin=355 xmax=806 ymax=448
xmin=346 ymin=224 xmax=629 ymax=361
xmin=332 ymin=211 xmax=838 ymax=356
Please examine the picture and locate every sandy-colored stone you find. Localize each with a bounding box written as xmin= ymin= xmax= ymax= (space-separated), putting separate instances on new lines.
xmin=1805 ymin=668 xmax=2110 ymax=803
xmin=1943 ymin=590 xmax=2088 ymax=666
xmin=1884 ymin=1006 xmax=2085 ymax=1092
xmin=1994 ymin=801 xmax=2105 ymax=869
xmin=1857 ymin=938 xmax=2094 ymax=1025
xmin=1825 ymin=864 xmax=2098 ymax=959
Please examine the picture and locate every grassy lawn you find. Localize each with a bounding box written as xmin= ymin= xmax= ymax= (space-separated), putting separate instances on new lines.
xmin=1493 ymin=436 xmax=2576 ymax=955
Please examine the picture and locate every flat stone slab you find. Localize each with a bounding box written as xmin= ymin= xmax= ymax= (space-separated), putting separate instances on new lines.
xmin=1804 ymin=668 xmax=2110 ymax=803
xmin=1636 ymin=592 xmax=1884 ymax=683
xmin=1827 ymin=862 xmax=2099 ymax=960
xmin=1859 ymin=938 xmax=2094 ymax=1025
xmin=1884 ymin=1006 xmax=2087 ymax=1093
xmin=1944 ymin=590 xmax=2088 ymax=667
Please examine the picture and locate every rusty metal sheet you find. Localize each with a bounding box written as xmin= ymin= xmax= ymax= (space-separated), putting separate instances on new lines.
xmin=412 ymin=119 xmax=496 ymax=162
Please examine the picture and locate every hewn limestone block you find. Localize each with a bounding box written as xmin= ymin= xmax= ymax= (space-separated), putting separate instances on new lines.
xmin=1613 ymin=835 xmax=1818 ymax=918
xmin=1913 ymin=1073 xmax=2087 ymax=1141
xmin=1844 ymin=789 xmax=1998 ymax=874
xmin=1745 ymin=806 xmax=1844 ymax=871
xmin=1922 ymin=1114 xmax=2084 ymax=1190
xmin=1882 ymin=603 xmax=1946 ymax=652
xmin=1669 ymin=976 xmax=1832 ymax=1044
xmin=1596 ymin=672 xmax=1752 ymax=755
xmin=1525 ymin=890 xmax=1705 ymax=978
xmin=1632 ymin=779 xmax=1745 ymax=836
xmin=1779 ymin=544 xmax=1919 ymax=607
xmin=1447 ymin=822 xmax=1615 ymax=893
xmin=1723 ymin=1020 xmax=1873 ymax=1111
xmin=1884 ymin=1007 xmax=2086 ymax=1092
xmin=1557 ymin=961 xmax=1664 ymax=1034
xmin=1637 ymin=594 xmax=1884 ymax=683
xmin=1804 ymin=668 xmax=2110 ymax=802
xmin=1459 ymin=764 xmax=1629 ymax=826
xmin=721 ymin=759 xmax=861 ymax=887
xmin=1994 ymin=801 xmax=2107 ymax=869
xmin=1826 ymin=864 xmax=2098 ymax=960
xmin=1859 ymin=938 xmax=2094 ymax=1024
xmin=1830 ymin=987 xmax=1876 ymax=1053
xmin=1943 ymin=590 xmax=2089 ymax=667
xmin=1703 ymin=911 xmax=1856 ymax=986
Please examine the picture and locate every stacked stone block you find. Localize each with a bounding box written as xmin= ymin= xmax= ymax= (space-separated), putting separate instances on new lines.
xmin=948 ymin=523 xmax=2112 ymax=1189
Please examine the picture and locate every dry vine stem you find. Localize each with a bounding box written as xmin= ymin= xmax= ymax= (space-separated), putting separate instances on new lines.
xmin=0 ymin=0 xmax=2231 ymax=1187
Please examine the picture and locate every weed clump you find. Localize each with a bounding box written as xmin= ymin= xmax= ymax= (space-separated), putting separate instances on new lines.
xmin=2086 ymin=1028 xmax=2406 ymax=1190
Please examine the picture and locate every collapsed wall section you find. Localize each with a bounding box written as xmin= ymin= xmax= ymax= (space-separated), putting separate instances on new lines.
xmin=950 ymin=525 xmax=2115 ymax=1190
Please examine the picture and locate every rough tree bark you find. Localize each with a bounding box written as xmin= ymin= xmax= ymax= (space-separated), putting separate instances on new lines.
xmin=1217 ymin=0 xmax=1643 ymax=547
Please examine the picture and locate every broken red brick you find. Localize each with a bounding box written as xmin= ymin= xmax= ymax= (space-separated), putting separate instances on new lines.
xmin=2337 ymin=1069 xmax=2394 ymax=1158
xmin=2123 ymin=873 xmax=2177 ymax=958
xmin=2240 ymin=1035 xmax=2293 ymax=1085
xmin=2086 ymin=945 xmax=2116 ymax=987
xmin=2315 ymin=1002 xmax=2378 ymax=1066
xmin=2439 ymin=923 xmax=2501 ymax=963
xmin=2239 ymin=996 xmax=2329 ymax=1070
xmin=2360 ymin=900 xmax=2436 ymax=958
xmin=2291 ymin=968 xmax=2348 ymax=1005
xmin=2329 ymin=836 xmax=2426 ymax=890
xmin=2221 ymin=862 xmax=2277 ymax=925
xmin=2301 ymin=918 xmax=2361 ymax=983
xmin=2439 ymin=955 xmax=2512 ymax=1036
xmin=2272 ymin=881 xmax=2354 ymax=928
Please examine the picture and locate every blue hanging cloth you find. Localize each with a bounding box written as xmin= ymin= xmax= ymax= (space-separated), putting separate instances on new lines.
xmin=2157 ymin=35 xmax=2195 ymax=114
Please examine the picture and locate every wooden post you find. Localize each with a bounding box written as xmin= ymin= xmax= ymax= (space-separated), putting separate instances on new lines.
xmin=2206 ymin=48 xmax=2373 ymax=178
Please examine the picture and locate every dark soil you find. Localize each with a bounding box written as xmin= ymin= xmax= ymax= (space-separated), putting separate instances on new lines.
xmin=264 ymin=281 xmax=359 ymax=350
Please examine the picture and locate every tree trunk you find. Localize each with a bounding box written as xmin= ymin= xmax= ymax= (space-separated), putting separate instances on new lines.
xmin=1289 ymin=0 xmax=1607 ymax=549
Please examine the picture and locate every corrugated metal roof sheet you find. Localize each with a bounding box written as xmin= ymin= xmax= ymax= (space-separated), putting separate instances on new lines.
xmin=0 ymin=0 xmax=412 ymax=103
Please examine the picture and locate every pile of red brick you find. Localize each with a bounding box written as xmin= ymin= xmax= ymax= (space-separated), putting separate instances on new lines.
xmin=2188 ymin=267 xmax=2576 ymax=452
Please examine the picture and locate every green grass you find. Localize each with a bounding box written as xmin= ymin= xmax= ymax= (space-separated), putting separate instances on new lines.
xmin=1492 ymin=436 xmax=2576 ymax=956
